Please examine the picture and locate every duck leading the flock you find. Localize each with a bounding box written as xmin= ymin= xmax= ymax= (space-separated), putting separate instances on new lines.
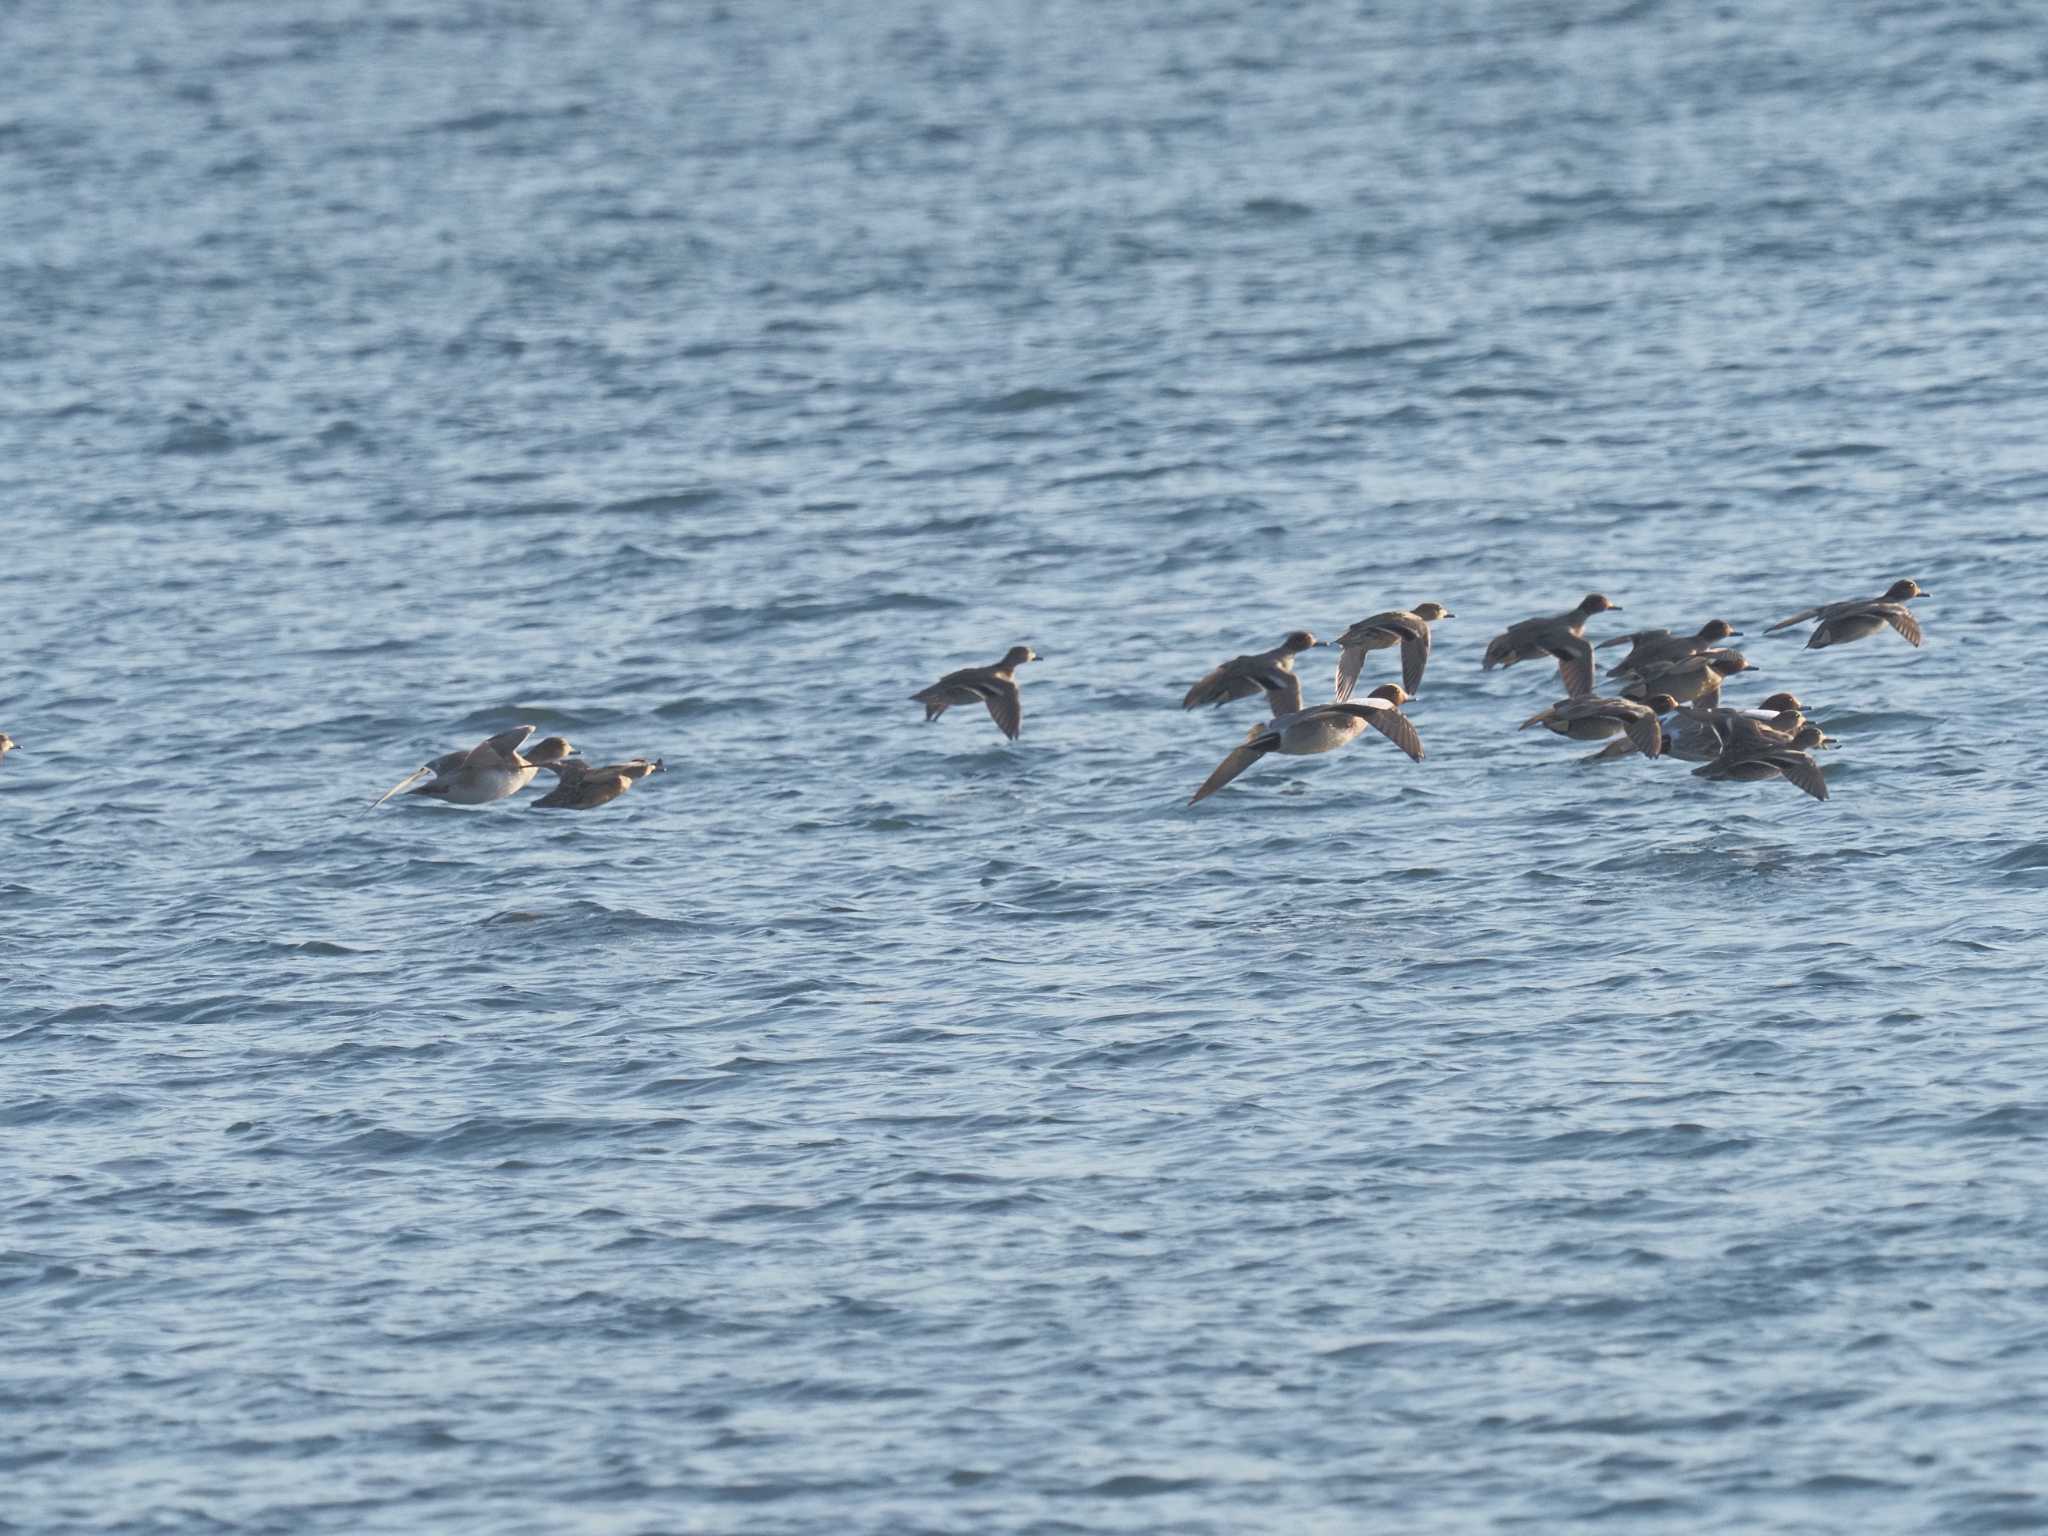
xmin=1765 ymin=579 xmax=1929 ymax=649
xmin=370 ymin=726 xmax=575 ymax=809
xmin=1190 ymin=683 xmax=1424 ymax=804
xmin=1482 ymin=593 xmax=1621 ymax=698
xmin=912 ymin=645 xmax=1039 ymax=741
xmin=1334 ymin=602 xmax=1453 ymax=699
xmin=1183 ymin=631 xmax=1323 ymax=711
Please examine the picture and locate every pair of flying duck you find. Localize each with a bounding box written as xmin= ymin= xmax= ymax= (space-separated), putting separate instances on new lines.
xmin=370 ymin=725 xmax=663 ymax=812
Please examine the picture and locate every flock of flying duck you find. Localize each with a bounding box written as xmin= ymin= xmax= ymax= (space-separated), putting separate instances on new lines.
xmin=0 ymin=581 xmax=1926 ymax=814
xmin=909 ymin=578 xmax=1930 ymax=806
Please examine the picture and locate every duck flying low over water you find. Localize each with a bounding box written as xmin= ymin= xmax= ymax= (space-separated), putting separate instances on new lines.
xmin=1693 ymin=723 xmax=1832 ymax=801
xmin=1482 ymin=593 xmax=1619 ymax=698
xmin=1599 ymin=618 xmax=1740 ymax=678
xmin=369 ymin=727 xmax=575 ymax=809
xmin=1618 ymin=649 xmax=1757 ymax=706
xmin=1765 ymin=579 xmax=1929 ymax=649
xmin=1183 ymin=631 xmax=1323 ymax=711
xmin=1334 ymin=602 xmax=1453 ymax=700
xmin=911 ymin=645 xmax=1038 ymax=741
xmin=533 ymin=756 xmax=664 ymax=810
xmin=1641 ymin=692 xmax=1802 ymax=762
xmin=1189 ymin=683 xmax=1423 ymax=805
xmin=0 ymin=733 xmax=19 ymax=762
xmin=1519 ymin=693 xmax=1678 ymax=760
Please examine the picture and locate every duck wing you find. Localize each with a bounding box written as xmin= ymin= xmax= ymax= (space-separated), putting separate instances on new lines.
xmin=1620 ymin=708 xmax=1664 ymax=759
xmin=1597 ymin=627 xmax=1669 ymax=651
xmin=1765 ymin=603 xmax=1828 ymax=633
xmin=1335 ymin=699 xmax=1424 ymax=762
xmin=1878 ymin=604 xmax=1923 ymax=646
xmin=467 ymin=725 xmax=537 ymax=768
xmin=1400 ymin=623 xmax=1430 ymax=695
xmin=1546 ymin=637 xmax=1596 ymax=698
xmin=1333 ymin=644 xmax=1368 ymax=703
xmin=1190 ymin=730 xmax=1277 ymax=804
xmin=1184 ymin=655 xmax=1287 ymax=709
xmin=1769 ymin=751 xmax=1830 ymax=801
xmin=1263 ymin=670 xmax=1306 ymax=717
xmin=367 ymin=764 xmax=435 ymax=811
xmin=976 ymin=676 xmax=1023 ymax=740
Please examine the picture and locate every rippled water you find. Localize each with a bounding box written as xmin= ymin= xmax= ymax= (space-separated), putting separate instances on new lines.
xmin=5 ymin=1 xmax=2048 ymax=1531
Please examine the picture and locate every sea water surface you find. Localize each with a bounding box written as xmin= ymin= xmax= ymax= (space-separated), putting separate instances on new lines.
xmin=4 ymin=1 xmax=2047 ymax=1531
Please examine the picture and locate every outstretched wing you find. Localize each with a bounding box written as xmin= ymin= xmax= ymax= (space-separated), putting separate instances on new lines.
xmin=1401 ymin=624 xmax=1430 ymax=695
xmin=1878 ymin=604 xmax=1923 ymax=646
xmin=467 ymin=725 xmax=537 ymax=767
xmin=1263 ymin=670 xmax=1305 ymax=717
xmin=368 ymin=764 xmax=434 ymax=811
xmin=978 ymin=676 xmax=1022 ymax=740
xmin=1189 ymin=736 xmax=1275 ymax=804
xmin=1765 ymin=605 xmax=1824 ymax=633
xmin=1597 ymin=627 xmax=1665 ymax=651
xmin=1620 ymin=709 xmax=1663 ymax=759
xmin=1770 ymin=751 xmax=1830 ymax=801
xmin=1342 ymin=700 xmax=1424 ymax=762
xmin=1184 ymin=656 xmax=1284 ymax=709
xmin=1548 ymin=638 xmax=1595 ymax=699
xmin=1334 ymin=645 xmax=1367 ymax=703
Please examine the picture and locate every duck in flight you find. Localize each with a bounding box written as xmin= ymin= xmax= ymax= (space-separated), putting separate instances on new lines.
xmin=369 ymin=726 xmax=574 ymax=809
xmin=911 ymin=645 xmax=1039 ymax=741
xmin=1599 ymin=618 xmax=1740 ymax=678
xmin=1333 ymin=602 xmax=1453 ymax=700
xmin=1765 ymin=579 xmax=1929 ymax=649
xmin=533 ymin=757 xmax=664 ymax=810
xmin=1617 ymin=649 xmax=1757 ymax=707
xmin=1182 ymin=631 xmax=1324 ymax=711
xmin=0 ymin=733 xmax=19 ymax=763
xmin=1189 ymin=682 xmax=1424 ymax=804
xmin=1693 ymin=723 xmax=1832 ymax=801
xmin=1482 ymin=593 xmax=1620 ymax=698
xmin=1519 ymin=693 xmax=1678 ymax=761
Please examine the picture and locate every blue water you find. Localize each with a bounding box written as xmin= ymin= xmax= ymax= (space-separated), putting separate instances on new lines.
xmin=5 ymin=1 xmax=2047 ymax=1531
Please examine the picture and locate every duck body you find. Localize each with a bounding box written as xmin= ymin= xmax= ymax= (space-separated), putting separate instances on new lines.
xmin=533 ymin=757 xmax=664 ymax=811
xmin=1520 ymin=693 xmax=1676 ymax=758
xmin=1618 ymin=650 xmax=1755 ymax=706
xmin=1600 ymin=618 xmax=1740 ymax=678
xmin=1693 ymin=723 xmax=1832 ymax=801
xmin=1183 ymin=631 xmax=1323 ymax=711
xmin=1766 ymin=579 xmax=1928 ymax=649
xmin=912 ymin=645 xmax=1038 ymax=740
xmin=1189 ymin=684 xmax=1423 ymax=804
xmin=1482 ymin=593 xmax=1620 ymax=698
xmin=1334 ymin=602 xmax=1452 ymax=699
